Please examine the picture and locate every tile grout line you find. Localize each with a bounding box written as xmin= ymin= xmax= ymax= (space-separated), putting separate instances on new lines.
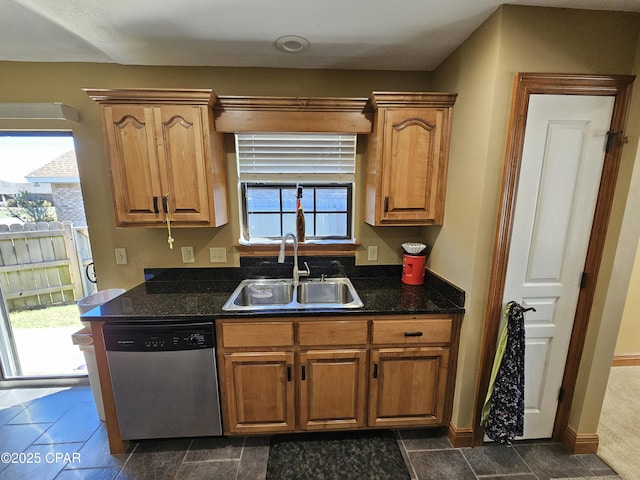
xmin=395 ymin=430 xmax=419 ymax=480
xmin=59 ymin=422 xmax=103 ymax=473
xmin=511 ymin=446 xmax=541 ymax=480
xmin=172 ymin=438 xmax=194 ymax=480
xmin=475 ymin=474 xmax=538 ymax=478
xmin=456 ymin=447 xmax=481 ymax=480
xmin=234 ymin=436 xmax=247 ymax=480
xmin=114 ymin=441 xmax=137 ymax=480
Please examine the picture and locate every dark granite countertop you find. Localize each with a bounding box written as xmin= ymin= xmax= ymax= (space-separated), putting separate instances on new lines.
xmin=81 ymin=258 xmax=465 ymax=323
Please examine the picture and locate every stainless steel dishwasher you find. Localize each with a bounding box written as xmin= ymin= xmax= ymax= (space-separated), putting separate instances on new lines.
xmin=103 ymin=322 xmax=222 ymax=440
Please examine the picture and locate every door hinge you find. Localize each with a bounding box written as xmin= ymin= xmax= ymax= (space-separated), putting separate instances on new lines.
xmin=606 ymin=130 xmax=623 ymax=153
xmin=580 ymin=271 xmax=588 ymax=289
xmin=558 ymin=387 xmax=565 ymax=402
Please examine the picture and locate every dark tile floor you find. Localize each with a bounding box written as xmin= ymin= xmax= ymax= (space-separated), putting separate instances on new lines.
xmin=0 ymin=386 xmax=622 ymax=480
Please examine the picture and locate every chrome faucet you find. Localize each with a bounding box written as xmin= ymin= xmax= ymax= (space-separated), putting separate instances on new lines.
xmin=278 ymin=232 xmax=310 ymax=284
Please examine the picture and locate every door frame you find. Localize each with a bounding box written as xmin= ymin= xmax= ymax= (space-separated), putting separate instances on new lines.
xmin=472 ymin=73 xmax=635 ymax=448
xmin=0 ymin=288 xmax=22 ymax=377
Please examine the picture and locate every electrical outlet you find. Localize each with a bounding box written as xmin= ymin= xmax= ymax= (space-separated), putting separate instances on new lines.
xmin=367 ymin=245 xmax=378 ymax=261
xmin=181 ymin=246 xmax=195 ymax=263
xmin=209 ymin=247 xmax=227 ymax=263
xmin=114 ymin=248 xmax=128 ymax=265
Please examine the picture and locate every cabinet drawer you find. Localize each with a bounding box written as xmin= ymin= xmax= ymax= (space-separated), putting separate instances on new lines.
xmin=298 ymin=320 xmax=368 ymax=346
xmin=221 ymin=322 xmax=294 ymax=348
xmin=372 ymin=318 xmax=451 ymax=345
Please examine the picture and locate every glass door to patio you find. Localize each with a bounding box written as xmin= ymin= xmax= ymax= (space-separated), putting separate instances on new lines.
xmin=0 ymin=132 xmax=96 ymax=379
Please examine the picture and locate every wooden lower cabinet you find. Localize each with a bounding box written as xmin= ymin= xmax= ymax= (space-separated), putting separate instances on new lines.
xmin=369 ymin=347 xmax=449 ymax=428
xmin=222 ymin=347 xmax=367 ymax=434
xmin=299 ymin=349 xmax=367 ymax=430
xmin=218 ymin=315 xmax=460 ymax=435
xmin=223 ymin=351 xmax=295 ymax=434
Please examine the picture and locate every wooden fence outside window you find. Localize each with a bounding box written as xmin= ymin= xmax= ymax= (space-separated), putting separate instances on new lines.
xmin=0 ymin=222 xmax=95 ymax=310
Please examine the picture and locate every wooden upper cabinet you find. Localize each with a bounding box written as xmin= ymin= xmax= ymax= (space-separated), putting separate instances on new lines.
xmin=85 ymin=89 xmax=228 ymax=227
xmin=365 ymin=92 xmax=456 ymax=226
xmin=154 ymin=105 xmax=213 ymax=224
xmin=101 ymin=104 xmax=160 ymax=223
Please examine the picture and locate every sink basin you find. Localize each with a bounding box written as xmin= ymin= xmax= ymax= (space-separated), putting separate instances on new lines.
xmin=225 ymin=279 xmax=294 ymax=308
xmin=222 ymin=278 xmax=363 ymax=311
xmin=297 ymin=279 xmax=356 ymax=304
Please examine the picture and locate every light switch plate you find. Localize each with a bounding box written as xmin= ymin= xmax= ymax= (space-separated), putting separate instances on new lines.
xmin=181 ymin=246 xmax=195 ymax=263
xmin=367 ymin=245 xmax=378 ymax=261
xmin=114 ymin=248 xmax=128 ymax=265
xmin=209 ymin=247 xmax=227 ymax=263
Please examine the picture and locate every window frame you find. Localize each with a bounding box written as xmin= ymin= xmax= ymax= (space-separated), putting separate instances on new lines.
xmin=239 ymin=182 xmax=354 ymax=243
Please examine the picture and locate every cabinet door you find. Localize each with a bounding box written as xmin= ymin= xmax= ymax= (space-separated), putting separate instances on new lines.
xmin=223 ymin=351 xmax=295 ymax=434
xmin=102 ymin=105 xmax=164 ymax=225
xmin=369 ymin=347 xmax=449 ymax=427
xmin=154 ymin=105 xmax=212 ymax=224
xmin=299 ymin=349 xmax=367 ymax=430
xmin=380 ymin=107 xmax=449 ymax=224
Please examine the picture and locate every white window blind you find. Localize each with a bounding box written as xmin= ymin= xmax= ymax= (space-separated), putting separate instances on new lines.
xmin=236 ymin=132 xmax=356 ymax=181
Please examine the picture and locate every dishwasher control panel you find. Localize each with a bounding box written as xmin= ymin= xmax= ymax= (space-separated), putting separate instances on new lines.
xmin=103 ymin=323 xmax=215 ymax=352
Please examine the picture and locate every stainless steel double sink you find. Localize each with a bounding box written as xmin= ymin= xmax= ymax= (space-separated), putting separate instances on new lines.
xmin=222 ymin=277 xmax=363 ymax=311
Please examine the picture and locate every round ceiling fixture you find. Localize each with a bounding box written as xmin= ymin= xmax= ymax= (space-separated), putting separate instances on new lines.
xmin=275 ymin=35 xmax=310 ymax=54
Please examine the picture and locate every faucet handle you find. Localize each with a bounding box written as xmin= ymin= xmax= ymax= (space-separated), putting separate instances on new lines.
xmin=300 ymin=261 xmax=311 ymax=278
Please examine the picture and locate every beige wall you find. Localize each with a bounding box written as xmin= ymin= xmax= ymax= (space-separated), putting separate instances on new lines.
xmin=616 ymin=240 xmax=640 ymax=355
xmin=0 ymin=64 xmax=430 ymax=290
xmin=428 ymin=5 xmax=640 ymax=434
xmin=426 ymin=9 xmax=504 ymax=429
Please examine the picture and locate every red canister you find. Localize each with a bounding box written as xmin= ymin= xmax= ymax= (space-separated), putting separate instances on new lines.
xmin=402 ymin=254 xmax=426 ymax=285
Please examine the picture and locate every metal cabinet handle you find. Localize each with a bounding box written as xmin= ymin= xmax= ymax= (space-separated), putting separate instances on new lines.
xmin=404 ymin=331 xmax=424 ymax=337
xmin=301 ymin=363 xmax=306 ymax=381
xmin=162 ymin=194 xmax=169 ymax=214
xmin=287 ymin=364 xmax=292 ymax=382
xmin=373 ymin=362 xmax=379 ymax=379
xmin=153 ymin=196 xmax=159 ymax=214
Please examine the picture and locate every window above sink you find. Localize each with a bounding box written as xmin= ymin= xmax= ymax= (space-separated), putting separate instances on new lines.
xmin=235 ymin=133 xmax=357 ymax=246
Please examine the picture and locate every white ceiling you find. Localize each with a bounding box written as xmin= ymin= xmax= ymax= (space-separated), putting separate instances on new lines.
xmin=3 ymin=0 xmax=640 ymax=71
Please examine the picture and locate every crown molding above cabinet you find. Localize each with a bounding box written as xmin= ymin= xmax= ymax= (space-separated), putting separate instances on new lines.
xmin=214 ymin=95 xmax=372 ymax=133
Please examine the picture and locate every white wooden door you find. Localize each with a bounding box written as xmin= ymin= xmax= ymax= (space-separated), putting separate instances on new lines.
xmin=502 ymin=94 xmax=615 ymax=439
